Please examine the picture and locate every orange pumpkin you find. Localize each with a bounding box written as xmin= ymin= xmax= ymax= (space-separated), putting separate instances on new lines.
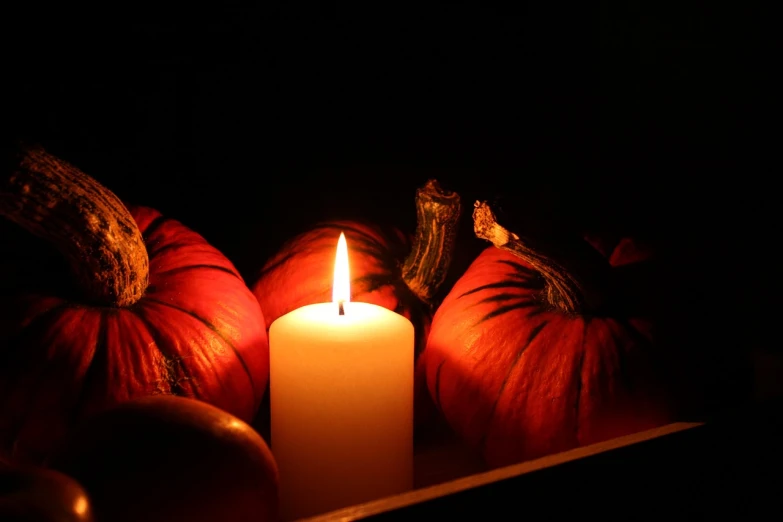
xmin=0 ymin=144 xmax=268 ymax=464
xmin=421 ymin=202 xmax=679 ymax=468
xmin=250 ymin=180 xmax=462 ymax=426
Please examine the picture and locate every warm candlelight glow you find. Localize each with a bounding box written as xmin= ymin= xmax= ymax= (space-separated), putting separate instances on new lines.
xmin=332 ymin=232 xmax=350 ymax=308
xmin=269 ymin=229 xmax=414 ymax=519
xmin=73 ymin=495 xmax=89 ymax=516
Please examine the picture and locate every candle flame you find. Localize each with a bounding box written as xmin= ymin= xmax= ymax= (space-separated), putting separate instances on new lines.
xmin=333 ymin=232 xmax=350 ymax=307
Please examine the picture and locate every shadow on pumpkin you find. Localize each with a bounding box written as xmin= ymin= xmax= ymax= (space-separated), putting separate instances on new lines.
xmin=419 ymin=233 xmax=753 ymax=470
xmin=0 ymin=213 xmax=270 ymax=466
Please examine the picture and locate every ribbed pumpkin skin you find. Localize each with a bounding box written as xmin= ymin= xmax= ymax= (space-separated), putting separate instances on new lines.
xmin=252 ymin=220 xmax=430 ymax=350
xmin=251 ymin=220 xmax=435 ymax=424
xmin=0 ymin=206 xmax=269 ymax=464
xmin=423 ymin=239 xmax=674 ymax=468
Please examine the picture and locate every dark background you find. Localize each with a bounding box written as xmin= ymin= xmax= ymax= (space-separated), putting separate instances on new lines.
xmin=1 ymin=5 xmax=776 ymax=393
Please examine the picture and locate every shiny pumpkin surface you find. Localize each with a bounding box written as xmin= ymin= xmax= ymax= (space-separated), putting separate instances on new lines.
xmin=252 ymin=221 xmax=429 ymax=345
xmin=252 ymin=220 xmax=435 ymax=425
xmin=423 ymin=239 xmax=675 ymax=468
xmin=0 ymin=460 xmax=93 ymax=522
xmin=0 ymin=207 xmax=269 ymax=464
xmin=47 ymin=395 xmax=279 ymax=522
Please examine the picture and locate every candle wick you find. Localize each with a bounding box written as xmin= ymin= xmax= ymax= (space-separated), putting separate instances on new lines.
xmin=338 ymin=301 xmax=345 ymax=316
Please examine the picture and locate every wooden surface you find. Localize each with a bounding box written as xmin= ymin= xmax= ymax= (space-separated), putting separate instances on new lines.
xmin=300 ymin=397 xmax=783 ymax=521
xmin=302 ymin=422 xmax=700 ymax=521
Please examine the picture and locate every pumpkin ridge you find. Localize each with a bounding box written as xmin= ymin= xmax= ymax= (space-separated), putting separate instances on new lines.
xmin=255 ymin=244 xmax=388 ymax=282
xmin=254 ymin=248 xmax=304 ymax=280
xmin=607 ymin=321 xmax=634 ymax=393
xmin=145 ymin=242 xmax=195 ymax=262
xmin=476 ymin=292 xmax=530 ymax=306
xmin=352 ymin=272 xmax=396 ymax=294
xmin=69 ymin=313 xmax=108 ymax=421
xmin=477 ymin=300 xmax=539 ymax=325
xmin=0 ymin=304 xmax=71 ymax=456
xmin=433 ymin=359 xmax=446 ymax=412
xmin=140 ymin=214 xmax=169 ymax=242
xmin=506 ymin=264 xmax=545 ymax=285
xmin=574 ymin=318 xmax=590 ymax=442
xmin=314 ymin=224 xmax=392 ymax=260
xmin=496 ymin=259 xmax=539 ymax=279
xmin=478 ymin=320 xmax=549 ymax=455
xmin=142 ymin=297 xmax=256 ymax=396
xmin=311 ymin=223 xmax=386 ymax=249
xmin=347 ymin=245 xmax=389 ymax=259
xmin=0 ymin=303 xmax=71 ymax=366
xmin=255 ymin=226 xmax=394 ymax=283
xmin=458 ymin=280 xmax=539 ymax=300
xmin=128 ymin=308 xmax=192 ymax=398
xmin=154 ymin=264 xmax=244 ymax=282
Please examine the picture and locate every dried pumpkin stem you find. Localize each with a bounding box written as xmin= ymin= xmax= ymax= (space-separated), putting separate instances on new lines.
xmin=401 ymin=179 xmax=462 ymax=304
xmin=473 ymin=201 xmax=611 ymax=315
xmin=0 ymin=143 xmax=149 ymax=307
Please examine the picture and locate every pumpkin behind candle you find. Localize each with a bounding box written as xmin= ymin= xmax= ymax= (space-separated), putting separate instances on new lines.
xmin=269 ymin=233 xmax=415 ymax=520
xmin=250 ymin=180 xmax=462 ymax=430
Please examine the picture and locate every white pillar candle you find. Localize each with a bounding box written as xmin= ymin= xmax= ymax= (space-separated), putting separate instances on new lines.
xmin=269 ymin=232 xmax=414 ymax=520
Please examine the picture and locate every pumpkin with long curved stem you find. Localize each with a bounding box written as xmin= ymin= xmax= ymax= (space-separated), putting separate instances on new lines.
xmin=421 ymin=201 xmax=680 ymax=468
xmin=0 ymin=144 xmax=269 ymax=465
xmin=250 ymin=179 xmax=462 ymax=425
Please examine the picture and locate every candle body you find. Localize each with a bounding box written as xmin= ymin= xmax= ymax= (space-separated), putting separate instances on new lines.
xmin=269 ymin=301 xmax=414 ymax=520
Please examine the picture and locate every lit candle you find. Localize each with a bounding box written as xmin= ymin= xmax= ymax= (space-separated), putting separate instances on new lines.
xmin=269 ymin=232 xmax=414 ymax=520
